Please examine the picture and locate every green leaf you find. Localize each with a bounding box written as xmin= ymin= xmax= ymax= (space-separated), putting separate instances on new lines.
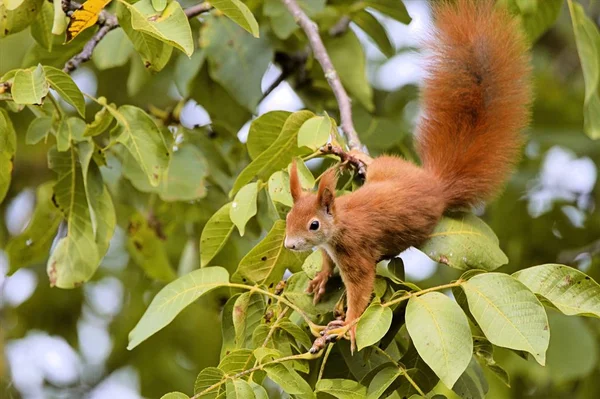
xmin=363 ymin=0 xmax=411 ymax=24
xmin=220 ymin=294 xmax=238 ymax=358
xmin=26 ymin=116 xmax=52 ymax=144
xmin=47 ymin=146 xmax=100 ymax=288
xmin=406 ymin=292 xmax=472 ymax=388
xmin=352 ymin=10 xmax=394 ymax=58
xmin=545 ymin=311 xmax=598 ymax=384
xmin=233 ymin=292 xmax=265 ymax=348
xmin=460 ymin=273 xmax=550 ymax=365
xmin=262 ymin=362 xmax=314 ymax=397
xmin=152 ymin=0 xmax=167 ymax=12
xmin=301 ymin=249 xmax=322 ymax=279
xmin=189 ymin=65 xmax=251 ymax=135
xmin=78 ymin=142 xmax=115 ymax=258
xmin=568 ymin=0 xmax=600 ymax=139
xmin=230 ymin=182 xmax=259 ymax=236
xmin=395 ymin=342 xmax=440 ymax=396
xmin=231 ymin=111 xmax=314 ymax=196
xmin=200 ymin=203 xmax=235 ymax=267
xmin=263 ymin=0 xmax=324 ymax=40
xmin=324 ymin=30 xmax=373 ymax=111
xmin=235 ymin=220 xmax=305 ymax=286
xmin=128 ymin=266 xmax=230 ymax=349
xmin=203 ymin=15 xmax=272 ymax=111
xmin=471 ymin=334 xmax=510 ymax=387
xmin=30 ymin=0 xmax=53 ymax=51
xmin=500 ymin=0 xmax=562 ymax=43
xmin=103 ymin=103 xmax=169 ymax=187
xmin=247 ymin=111 xmax=290 ymax=160
xmin=52 ymin=0 xmax=66 ymax=35
xmin=268 ymin=171 xmax=293 ymax=208
xmin=126 ymin=213 xmax=176 ymax=282
xmin=160 ymin=144 xmax=208 ymax=201
xmin=513 ymin=263 xmax=600 ymax=317
xmin=279 ymin=320 xmax=312 ymax=350
xmin=0 ymin=109 xmax=16 ymax=204
xmin=123 ymin=0 xmax=193 ymax=56
xmin=452 ymin=357 xmax=488 ymax=399
xmin=284 ymin=272 xmax=344 ymax=320
xmin=160 ymin=393 xmax=189 ymax=399
xmin=4 ymin=0 xmax=24 ymax=10
xmin=218 ymin=349 xmax=255 ymax=375
xmin=92 ymin=28 xmax=135 ymax=70
xmin=316 ymin=379 xmax=367 ymax=399
xmin=356 ymin=300 xmax=393 ymax=350
xmin=84 ymin=107 xmax=114 ymax=137
xmin=117 ymin=2 xmax=173 ymax=72
xmin=6 ymin=182 xmax=61 ymax=273
xmin=225 ymin=380 xmax=255 ymax=399
xmin=420 ymin=213 xmax=508 ymax=271
xmin=56 ymin=117 xmax=86 ymax=152
xmin=210 ymin=0 xmax=259 ymax=38
xmin=248 ymin=382 xmax=268 ymax=399
xmin=174 ymin=49 xmax=206 ymax=97
xmin=12 ymin=64 xmax=48 ymax=105
xmin=376 ymin=257 xmax=405 ymax=284
xmin=194 ymin=367 xmax=226 ymax=397
xmin=297 ymin=116 xmax=331 ymax=150
xmin=366 ymin=365 xmax=402 ymax=399
xmin=0 ymin=0 xmax=43 ymax=37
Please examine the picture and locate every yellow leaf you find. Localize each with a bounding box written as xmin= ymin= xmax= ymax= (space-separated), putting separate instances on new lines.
xmin=66 ymin=0 xmax=112 ymax=42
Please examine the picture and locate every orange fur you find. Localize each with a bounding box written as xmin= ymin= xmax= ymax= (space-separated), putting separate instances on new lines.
xmin=284 ymin=0 xmax=531 ymax=351
xmin=418 ymin=0 xmax=531 ymax=209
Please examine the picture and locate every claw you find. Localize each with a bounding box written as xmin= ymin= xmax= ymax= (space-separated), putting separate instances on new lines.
xmin=309 ymin=336 xmax=327 ymax=354
xmin=306 ymin=271 xmax=331 ymax=304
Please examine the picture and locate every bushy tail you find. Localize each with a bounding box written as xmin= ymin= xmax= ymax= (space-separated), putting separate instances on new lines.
xmin=416 ymin=0 xmax=532 ymax=210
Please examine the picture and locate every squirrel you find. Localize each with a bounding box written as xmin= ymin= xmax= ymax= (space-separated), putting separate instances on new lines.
xmin=284 ymin=0 xmax=532 ymax=351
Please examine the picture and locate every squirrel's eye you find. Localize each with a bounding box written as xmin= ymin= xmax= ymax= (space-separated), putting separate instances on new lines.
xmin=309 ymin=220 xmax=320 ymax=231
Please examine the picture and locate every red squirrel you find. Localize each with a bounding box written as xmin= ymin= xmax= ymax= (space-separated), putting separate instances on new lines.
xmin=284 ymin=0 xmax=531 ymax=350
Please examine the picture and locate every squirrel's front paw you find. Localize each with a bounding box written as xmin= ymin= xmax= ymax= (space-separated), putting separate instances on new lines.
xmin=306 ymin=271 xmax=332 ymax=304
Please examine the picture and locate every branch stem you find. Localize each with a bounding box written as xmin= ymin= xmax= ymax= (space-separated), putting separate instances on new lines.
xmin=47 ymin=92 xmax=64 ymax=117
xmin=280 ymin=0 xmax=363 ymax=151
xmin=372 ymin=346 xmax=426 ymax=396
xmin=383 ymin=280 xmax=464 ymax=309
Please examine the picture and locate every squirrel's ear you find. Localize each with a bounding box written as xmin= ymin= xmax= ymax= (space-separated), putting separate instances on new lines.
xmin=318 ymin=168 xmax=338 ymax=214
xmin=290 ymin=160 xmax=302 ymax=203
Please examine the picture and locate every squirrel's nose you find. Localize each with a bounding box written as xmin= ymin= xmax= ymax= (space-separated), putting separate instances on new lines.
xmin=284 ymin=237 xmax=296 ymax=250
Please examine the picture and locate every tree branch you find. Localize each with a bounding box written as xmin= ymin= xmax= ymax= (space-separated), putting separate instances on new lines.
xmin=62 ymin=1 xmax=213 ymax=73
xmin=184 ymin=2 xmax=212 ymax=18
xmin=280 ymin=0 xmax=364 ymax=152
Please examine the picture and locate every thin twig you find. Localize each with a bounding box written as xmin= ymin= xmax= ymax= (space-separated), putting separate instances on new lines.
xmin=62 ymin=1 xmax=213 ymax=73
xmin=317 ymin=343 xmax=333 ymax=381
xmin=184 ymin=2 xmax=212 ymax=18
xmin=47 ymin=92 xmax=64 ymax=117
xmin=280 ymin=0 xmax=364 ymax=152
xmin=372 ymin=346 xmax=425 ymax=396
xmin=329 ymin=15 xmax=351 ymax=36
xmin=382 ymin=280 xmax=463 ymax=309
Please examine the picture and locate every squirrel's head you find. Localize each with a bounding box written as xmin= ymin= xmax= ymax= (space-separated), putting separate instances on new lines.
xmin=284 ymin=161 xmax=338 ymax=252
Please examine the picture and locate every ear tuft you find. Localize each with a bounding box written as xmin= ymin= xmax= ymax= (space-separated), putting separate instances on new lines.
xmin=318 ymin=168 xmax=338 ymax=214
xmin=290 ymin=159 xmax=302 ymax=203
